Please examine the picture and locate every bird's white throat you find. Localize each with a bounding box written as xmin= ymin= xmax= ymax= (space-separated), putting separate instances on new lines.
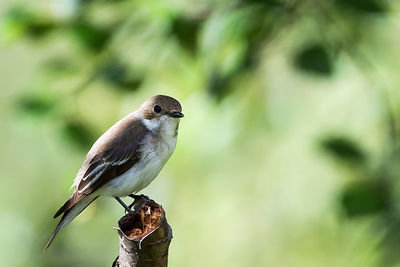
xmin=141 ymin=115 xmax=179 ymax=138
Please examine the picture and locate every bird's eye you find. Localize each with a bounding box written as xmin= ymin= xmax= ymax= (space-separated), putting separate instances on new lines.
xmin=154 ymin=105 xmax=162 ymax=113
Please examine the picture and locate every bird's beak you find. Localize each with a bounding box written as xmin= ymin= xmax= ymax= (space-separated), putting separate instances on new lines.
xmin=170 ymin=111 xmax=184 ymax=118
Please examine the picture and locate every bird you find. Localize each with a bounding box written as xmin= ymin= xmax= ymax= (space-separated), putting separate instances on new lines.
xmin=44 ymin=95 xmax=183 ymax=251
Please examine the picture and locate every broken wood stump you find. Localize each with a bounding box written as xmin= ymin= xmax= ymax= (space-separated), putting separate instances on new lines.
xmin=112 ymin=195 xmax=173 ymax=267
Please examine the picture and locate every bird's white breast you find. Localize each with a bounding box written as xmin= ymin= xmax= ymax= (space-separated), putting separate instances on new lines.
xmin=100 ymin=117 xmax=179 ymax=197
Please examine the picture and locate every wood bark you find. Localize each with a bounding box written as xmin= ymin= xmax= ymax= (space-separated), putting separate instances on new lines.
xmin=112 ymin=195 xmax=173 ymax=267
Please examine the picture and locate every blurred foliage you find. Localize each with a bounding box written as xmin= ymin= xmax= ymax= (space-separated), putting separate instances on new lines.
xmin=98 ymin=61 xmax=143 ymax=91
xmin=341 ymin=179 xmax=390 ymax=217
xmin=294 ymin=44 xmax=334 ymax=76
xmin=321 ymin=136 xmax=366 ymax=164
xmin=70 ymin=22 xmax=111 ymax=52
xmin=17 ymin=93 xmax=58 ymax=117
xmin=1 ymin=6 xmax=57 ymax=42
xmin=60 ymin=119 xmax=96 ymax=150
xmin=170 ymin=15 xmax=203 ymax=54
xmin=1 ymin=0 xmax=400 ymax=266
xmin=335 ymin=0 xmax=386 ymax=14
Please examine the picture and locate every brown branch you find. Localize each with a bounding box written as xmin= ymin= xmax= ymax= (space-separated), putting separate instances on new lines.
xmin=112 ymin=195 xmax=173 ymax=267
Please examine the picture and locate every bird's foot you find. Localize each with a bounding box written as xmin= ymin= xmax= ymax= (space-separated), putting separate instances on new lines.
xmin=114 ymin=197 xmax=135 ymax=214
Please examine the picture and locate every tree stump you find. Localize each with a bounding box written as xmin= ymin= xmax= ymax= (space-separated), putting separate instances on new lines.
xmin=112 ymin=195 xmax=173 ymax=267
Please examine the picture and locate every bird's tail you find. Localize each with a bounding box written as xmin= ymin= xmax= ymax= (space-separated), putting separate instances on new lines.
xmin=44 ymin=194 xmax=98 ymax=251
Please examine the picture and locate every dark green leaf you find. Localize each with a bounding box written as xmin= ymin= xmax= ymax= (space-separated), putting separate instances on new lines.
xmin=100 ymin=61 xmax=126 ymax=83
xmin=70 ymin=22 xmax=110 ymax=52
xmin=27 ymin=21 xmax=55 ymax=39
xmin=61 ymin=119 xmax=96 ymax=149
xmin=294 ymin=44 xmax=333 ymax=76
xmin=341 ymin=180 xmax=390 ymax=217
xmin=1 ymin=7 xmax=56 ymax=41
xmin=208 ymin=71 xmax=232 ymax=101
xmin=115 ymin=78 xmax=143 ymax=91
xmin=16 ymin=94 xmax=56 ymax=116
xmin=170 ymin=16 xmax=203 ymax=54
xmin=320 ymin=136 xmax=366 ymax=164
xmin=238 ymin=0 xmax=282 ymax=7
xmin=99 ymin=62 xmax=143 ymax=91
xmin=335 ymin=0 xmax=386 ymax=14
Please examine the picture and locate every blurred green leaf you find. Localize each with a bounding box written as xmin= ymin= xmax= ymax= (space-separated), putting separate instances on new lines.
xmin=61 ymin=119 xmax=96 ymax=149
xmin=294 ymin=44 xmax=333 ymax=76
xmin=70 ymin=22 xmax=110 ymax=52
xmin=321 ymin=136 xmax=366 ymax=164
xmin=43 ymin=58 xmax=78 ymax=75
xmin=335 ymin=0 xmax=386 ymax=14
xmin=26 ymin=20 xmax=55 ymax=39
xmin=99 ymin=61 xmax=143 ymax=91
xmin=238 ymin=0 xmax=282 ymax=7
xmin=341 ymin=180 xmax=390 ymax=217
xmin=0 ymin=6 xmax=33 ymax=43
xmin=208 ymin=70 xmax=233 ymax=101
xmin=207 ymin=48 xmax=253 ymax=101
xmin=170 ymin=16 xmax=203 ymax=54
xmin=0 ymin=6 xmax=56 ymax=43
xmin=16 ymin=94 xmax=57 ymax=117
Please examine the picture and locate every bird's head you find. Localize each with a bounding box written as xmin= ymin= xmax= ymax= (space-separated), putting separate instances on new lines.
xmin=139 ymin=95 xmax=183 ymax=133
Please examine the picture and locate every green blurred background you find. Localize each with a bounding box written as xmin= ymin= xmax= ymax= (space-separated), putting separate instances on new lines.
xmin=1 ymin=0 xmax=400 ymax=266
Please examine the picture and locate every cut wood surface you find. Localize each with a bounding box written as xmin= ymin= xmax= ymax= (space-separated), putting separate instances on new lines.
xmin=112 ymin=195 xmax=173 ymax=267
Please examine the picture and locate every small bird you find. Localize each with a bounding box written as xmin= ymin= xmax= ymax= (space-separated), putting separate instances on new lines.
xmin=44 ymin=95 xmax=183 ymax=250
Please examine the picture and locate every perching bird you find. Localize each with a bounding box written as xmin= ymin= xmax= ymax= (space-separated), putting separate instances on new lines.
xmin=44 ymin=95 xmax=183 ymax=250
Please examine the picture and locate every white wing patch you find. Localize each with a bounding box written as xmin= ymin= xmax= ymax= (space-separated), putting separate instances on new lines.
xmin=75 ymin=151 xmax=136 ymax=194
xmin=78 ymin=169 xmax=106 ymax=193
xmin=82 ymin=163 xmax=106 ymax=181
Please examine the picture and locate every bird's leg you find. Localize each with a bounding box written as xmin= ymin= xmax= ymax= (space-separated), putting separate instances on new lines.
xmin=114 ymin=197 xmax=135 ymax=214
xmin=127 ymin=194 xmax=150 ymax=212
xmin=128 ymin=194 xmax=140 ymax=199
xmin=127 ymin=194 xmax=143 ymax=210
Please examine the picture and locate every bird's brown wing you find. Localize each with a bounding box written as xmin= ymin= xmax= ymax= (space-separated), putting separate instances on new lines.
xmin=54 ymin=119 xmax=148 ymax=218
